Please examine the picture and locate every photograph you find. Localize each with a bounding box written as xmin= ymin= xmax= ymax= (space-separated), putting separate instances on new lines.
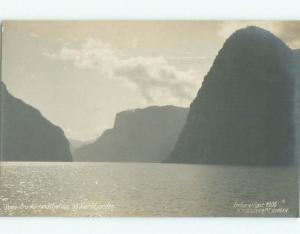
xmin=0 ymin=20 xmax=299 ymax=217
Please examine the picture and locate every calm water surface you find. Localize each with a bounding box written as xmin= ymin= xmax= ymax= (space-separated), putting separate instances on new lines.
xmin=0 ymin=162 xmax=298 ymax=217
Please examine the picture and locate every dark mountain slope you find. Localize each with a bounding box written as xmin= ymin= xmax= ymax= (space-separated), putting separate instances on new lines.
xmin=165 ymin=26 xmax=295 ymax=165
xmin=0 ymin=81 xmax=72 ymax=161
xmin=293 ymin=49 xmax=300 ymax=166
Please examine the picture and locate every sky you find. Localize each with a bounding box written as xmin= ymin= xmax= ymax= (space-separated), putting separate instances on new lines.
xmin=2 ymin=21 xmax=300 ymax=141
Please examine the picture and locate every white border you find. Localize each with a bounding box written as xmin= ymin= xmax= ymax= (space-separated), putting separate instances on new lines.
xmin=0 ymin=0 xmax=299 ymax=233
xmin=0 ymin=0 xmax=299 ymax=20
xmin=0 ymin=217 xmax=299 ymax=234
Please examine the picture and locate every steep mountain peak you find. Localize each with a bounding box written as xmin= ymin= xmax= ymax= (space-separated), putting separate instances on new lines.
xmin=223 ymin=26 xmax=289 ymax=50
xmin=166 ymin=27 xmax=295 ymax=165
xmin=201 ymin=26 xmax=293 ymax=88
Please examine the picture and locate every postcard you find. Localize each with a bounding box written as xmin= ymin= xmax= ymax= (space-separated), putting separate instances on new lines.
xmin=0 ymin=21 xmax=299 ymax=217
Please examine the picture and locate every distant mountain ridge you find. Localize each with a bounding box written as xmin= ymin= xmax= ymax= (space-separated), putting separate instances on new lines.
xmin=165 ymin=26 xmax=296 ymax=165
xmin=73 ymin=106 xmax=188 ymax=162
xmin=69 ymin=138 xmax=95 ymax=154
xmin=0 ymin=81 xmax=72 ymax=161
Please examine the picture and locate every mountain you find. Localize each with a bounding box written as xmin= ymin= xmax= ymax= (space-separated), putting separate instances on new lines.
xmin=73 ymin=106 xmax=188 ymax=162
xmin=293 ymin=49 xmax=300 ymax=166
xmin=165 ymin=26 xmax=296 ymax=165
xmin=0 ymin=81 xmax=72 ymax=161
xmin=69 ymin=138 xmax=95 ymax=154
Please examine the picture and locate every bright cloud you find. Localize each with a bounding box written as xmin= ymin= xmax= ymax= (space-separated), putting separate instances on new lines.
xmin=44 ymin=39 xmax=201 ymax=106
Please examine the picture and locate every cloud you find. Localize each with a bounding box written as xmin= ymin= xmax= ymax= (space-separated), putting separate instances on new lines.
xmin=44 ymin=39 xmax=201 ymax=106
xmin=277 ymin=22 xmax=300 ymax=48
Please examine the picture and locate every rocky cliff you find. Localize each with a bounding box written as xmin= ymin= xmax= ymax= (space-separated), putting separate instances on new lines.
xmin=74 ymin=106 xmax=188 ymax=162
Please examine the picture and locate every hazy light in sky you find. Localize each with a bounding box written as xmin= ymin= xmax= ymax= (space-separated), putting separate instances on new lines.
xmin=2 ymin=21 xmax=300 ymax=141
xmin=44 ymin=38 xmax=200 ymax=104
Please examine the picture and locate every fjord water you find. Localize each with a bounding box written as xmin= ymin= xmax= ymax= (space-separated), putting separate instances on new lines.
xmin=0 ymin=162 xmax=298 ymax=217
